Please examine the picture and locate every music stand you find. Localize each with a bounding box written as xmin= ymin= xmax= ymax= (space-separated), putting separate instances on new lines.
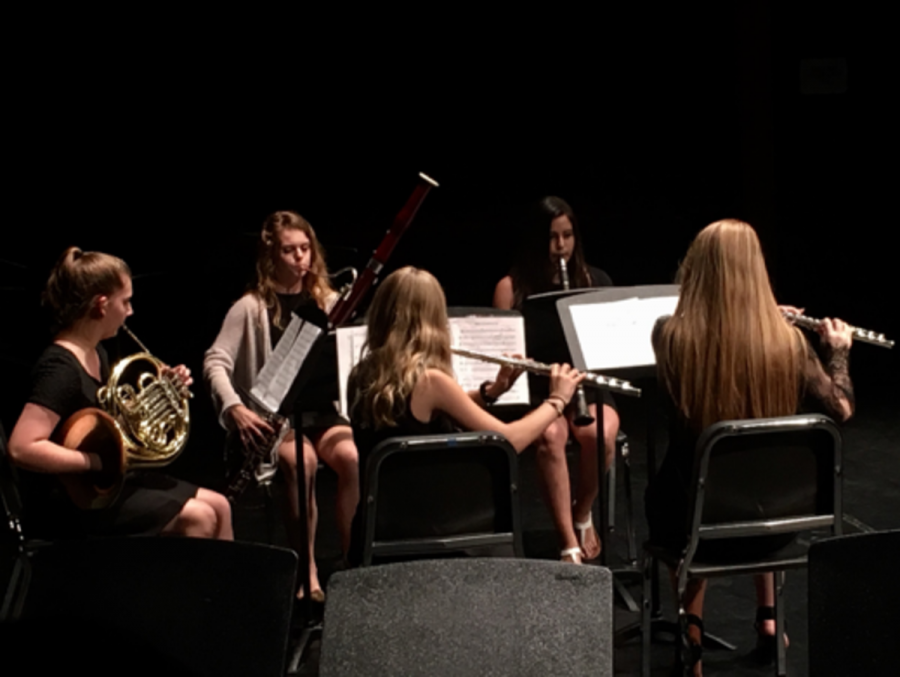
xmin=556 ymin=286 xmax=724 ymax=649
xmin=252 ymin=303 xmax=331 ymax=673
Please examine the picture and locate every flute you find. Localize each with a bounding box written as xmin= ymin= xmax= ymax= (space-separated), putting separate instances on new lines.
xmin=452 ymin=348 xmax=642 ymax=397
xmin=782 ymin=312 xmax=894 ymax=349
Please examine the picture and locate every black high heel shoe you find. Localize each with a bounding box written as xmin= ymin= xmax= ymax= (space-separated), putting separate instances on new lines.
xmin=752 ymin=606 xmax=777 ymax=665
xmin=672 ymin=613 xmax=704 ymax=677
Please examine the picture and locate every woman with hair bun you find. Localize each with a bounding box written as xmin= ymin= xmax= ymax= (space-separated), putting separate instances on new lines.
xmin=648 ymin=219 xmax=854 ymax=675
xmin=347 ymin=266 xmax=586 ymax=564
xmin=494 ymin=196 xmax=619 ymax=564
xmin=8 ymin=247 xmax=233 ymax=540
xmin=204 ymin=210 xmax=358 ymax=601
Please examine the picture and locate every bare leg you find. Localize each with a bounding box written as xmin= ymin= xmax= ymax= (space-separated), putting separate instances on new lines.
xmin=670 ymin=569 xmax=707 ymax=677
xmin=162 ymin=495 xmax=220 ymax=539
xmin=570 ymin=404 xmax=619 ymax=560
xmin=278 ymin=431 xmax=321 ymax=598
xmin=311 ymin=424 xmax=359 ymax=557
xmin=534 ymin=416 xmax=580 ymax=560
xmin=194 ymin=488 xmax=234 ymax=540
xmin=754 ymin=573 xmax=788 ymax=646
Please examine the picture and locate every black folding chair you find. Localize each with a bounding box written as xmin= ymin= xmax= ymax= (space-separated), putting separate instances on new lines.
xmin=359 ymin=431 xmax=523 ymax=566
xmin=641 ymin=414 xmax=843 ymax=677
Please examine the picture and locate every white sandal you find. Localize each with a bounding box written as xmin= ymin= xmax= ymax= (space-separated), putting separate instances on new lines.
xmin=574 ymin=514 xmax=602 ymax=561
xmin=560 ymin=547 xmax=584 ymax=564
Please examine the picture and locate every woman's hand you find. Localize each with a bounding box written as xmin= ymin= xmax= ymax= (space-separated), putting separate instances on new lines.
xmin=817 ymin=317 xmax=853 ymax=351
xmin=547 ymin=363 xmax=586 ymax=405
xmin=486 ymin=354 xmax=525 ymax=400
xmin=227 ymin=404 xmax=275 ymax=450
xmin=778 ymin=305 xmax=806 ymax=318
xmin=163 ymin=364 xmax=193 ymax=398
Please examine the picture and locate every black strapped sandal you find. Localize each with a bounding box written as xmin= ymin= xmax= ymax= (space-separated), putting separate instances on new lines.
xmin=753 ymin=606 xmax=778 ymax=665
xmin=672 ymin=613 xmax=704 ymax=677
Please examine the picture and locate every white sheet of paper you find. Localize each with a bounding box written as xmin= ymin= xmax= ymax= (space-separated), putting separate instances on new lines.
xmin=336 ymin=325 xmax=369 ymax=418
xmin=570 ymin=295 xmax=679 ymax=369
xmin=449 ymin=315 xmax=530 ymax=405
xmin=335 ymin=314 xmax=532 ymax=418
xmin=250 ymin=314 xmax=323 ymax=413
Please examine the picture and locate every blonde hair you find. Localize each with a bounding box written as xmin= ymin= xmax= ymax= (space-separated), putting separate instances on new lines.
xmin=349 ymin=267 xmax=453 ymax=428
xmin=44 ymin=246 xmax=131 ymax=331
xmin=253 ymin=210 xmax=334 ymax=328
xmin=657 ymin=219 xmax=808 ymax=431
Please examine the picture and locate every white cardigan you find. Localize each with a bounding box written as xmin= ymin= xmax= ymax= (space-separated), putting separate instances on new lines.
xmin=203 ymin=294 xmax=272 ymax=429
xmin=203 ymin=291 xmax=339 ymax=429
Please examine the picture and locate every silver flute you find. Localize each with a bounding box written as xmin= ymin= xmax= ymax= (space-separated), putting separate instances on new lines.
xmin=452 ymin=348 xmax=642 ymax=397
xmin=782 ymin=312 xmax=894 ymax=349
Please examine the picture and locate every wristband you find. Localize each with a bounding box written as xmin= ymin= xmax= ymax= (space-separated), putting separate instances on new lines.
xmin=480 ymin=380 xmax=499 ymax=406
xmin=544 ymin=397 xmax=565 ymax=417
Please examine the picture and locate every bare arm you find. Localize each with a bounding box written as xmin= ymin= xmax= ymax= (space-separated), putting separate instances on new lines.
xmin=493 ymin=276 xmax=514 ymax=310
xmin=412 ymin=366 xmax=583 ymax=453
xmin=8 ymin=403 xmax=100 ymax=473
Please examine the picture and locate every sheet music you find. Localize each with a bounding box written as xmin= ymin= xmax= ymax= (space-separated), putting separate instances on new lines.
xmin=336 ymin=325 xmax=369 ymax=417
xmin=569 ymin=295 xmax=679 ymax=369
xmin=336 ymin=315 xmax=531 ymax=418
xmin=250 ymin=314 xmax=323 ymax=414
xmin=449 ymin=315 xmax=530 ymax=405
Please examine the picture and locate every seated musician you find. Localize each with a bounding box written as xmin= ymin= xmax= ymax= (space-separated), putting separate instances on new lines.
xmin=346 ymin=265 xmax=585 ymax=565
xmin=493 ymin=196 xmax=619 ymax=563
xmin=204 ymin=210 xmax=358 ymax=602
xmin=7 ymin=247 xmax=232 ymax=539
xmin=647 ymin=219 xmax=854 ymax=676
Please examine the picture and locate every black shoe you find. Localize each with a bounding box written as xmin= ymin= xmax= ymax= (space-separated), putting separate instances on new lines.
xmin=672 ymin=613 xmax=704 ymax=676
xmin=752 ymin=606 xmax=776 ymax=665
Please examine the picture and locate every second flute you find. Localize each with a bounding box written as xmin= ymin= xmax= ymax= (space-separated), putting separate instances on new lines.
xmin=452 ymin=348 xmax=642 ymax=397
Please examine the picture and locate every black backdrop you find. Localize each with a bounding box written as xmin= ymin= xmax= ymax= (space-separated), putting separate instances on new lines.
xmin=2 ymin=3 xmax=895 ymax=476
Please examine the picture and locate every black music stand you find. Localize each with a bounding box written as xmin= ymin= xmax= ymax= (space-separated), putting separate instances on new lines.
xmin=555 ymin=286 xmax=728 ymax=650
xmin=260 ymin=304 xmax=331 ymax=673
xmin=521 ymin=289 xmax=642 ymax=614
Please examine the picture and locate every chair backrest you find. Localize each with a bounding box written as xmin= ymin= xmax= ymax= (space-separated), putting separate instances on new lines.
xmin=684 ymin=414 xmax=841 ymax=562
xmin=808 ymin=530 xmax=898 ymax=677
xmin=361 ymin=432 xmax=522 ymax=565
xmin=320 ymin=558 xmax=614 ymax=677
xmin=4 ymin=538 xmax=298 ymax=677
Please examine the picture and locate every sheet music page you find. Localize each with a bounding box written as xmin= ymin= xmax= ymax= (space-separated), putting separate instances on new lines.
xmin=450 ymin=316 xmax=530 ymax=405
xmin=336 ymin=325 xmax=369 ymax=418
xmin=570 ymin=295 xmax=679 ymax=369
xmin=250 ymin=314 xmax=323 ymax=413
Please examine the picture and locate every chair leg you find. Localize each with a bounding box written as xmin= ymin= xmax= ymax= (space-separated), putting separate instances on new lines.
xmin=606 ymin=445 xmax=617 ymax=536
xmin=620 ymin=439 xmax=638 ymax=565
xmin=775 ymin=571 xmax=787 ymax=676
xmin=641 ymin=554 xmax=653 ymax=677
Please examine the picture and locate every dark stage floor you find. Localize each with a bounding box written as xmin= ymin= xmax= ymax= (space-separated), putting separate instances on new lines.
xmin=229 ymin=382 xmax=898 ymax=676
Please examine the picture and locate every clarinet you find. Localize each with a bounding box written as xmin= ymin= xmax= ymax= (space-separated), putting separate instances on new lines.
xmin=558 ymin=256 xmax=595 ymax=426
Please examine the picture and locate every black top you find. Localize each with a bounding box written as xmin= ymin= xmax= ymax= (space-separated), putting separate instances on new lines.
xmin=20 ymin=342 xmax=196 ymax=538
xmin=28 ymin=344 xmax=111 ymax=437
xmin=645 ymin=316 xmax=854 ymax=552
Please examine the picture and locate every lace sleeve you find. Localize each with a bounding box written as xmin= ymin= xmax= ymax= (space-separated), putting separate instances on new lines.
xmin=802 ymin=342 xmax=855 ymax=422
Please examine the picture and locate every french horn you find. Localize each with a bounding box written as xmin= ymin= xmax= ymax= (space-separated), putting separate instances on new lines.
xmin=57 ymin=326 xmax=191 ymax=509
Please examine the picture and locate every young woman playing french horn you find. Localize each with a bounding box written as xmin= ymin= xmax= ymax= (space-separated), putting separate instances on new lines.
xmin=204 ymin=210 xmax=358 ymax=601
xmin=347 ymin=265 xmax=586 ymax=564
xmin=8 ymin=247 xmax=233 ymax=539
xmin=648 ymin=219 xmax=854 ymax=676
xmin=493 ymin=196 xmax=619 ymax=564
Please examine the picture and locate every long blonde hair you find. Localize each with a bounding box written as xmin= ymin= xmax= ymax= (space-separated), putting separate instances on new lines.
xmin=657 ymin=219 xmax=808 ymax=432
xmin=349 ymin=267 xmax=453 ymax=428
xmin=253 ymin=210 xmax=334 ymax=328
